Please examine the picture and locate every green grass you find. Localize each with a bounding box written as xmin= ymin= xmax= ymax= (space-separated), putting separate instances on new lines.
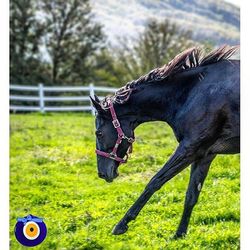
xmin=10 ymin=113 xmax=240 ymax=250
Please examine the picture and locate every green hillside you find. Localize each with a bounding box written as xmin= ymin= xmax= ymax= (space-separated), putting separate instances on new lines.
xmin=92 ymin=0 xmax=240 ymax=46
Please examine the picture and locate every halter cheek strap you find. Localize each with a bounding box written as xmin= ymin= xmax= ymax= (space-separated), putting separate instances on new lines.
xmin=95 ymin=102 xmax=135 ymax=164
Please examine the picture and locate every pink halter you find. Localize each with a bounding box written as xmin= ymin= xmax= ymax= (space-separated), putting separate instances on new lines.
xmin=95 ymin=101 xmax=135 ymax=164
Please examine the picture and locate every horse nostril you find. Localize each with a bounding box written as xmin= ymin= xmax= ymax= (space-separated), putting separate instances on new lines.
xmin=98 ymin=173 xmax=105 ymax=179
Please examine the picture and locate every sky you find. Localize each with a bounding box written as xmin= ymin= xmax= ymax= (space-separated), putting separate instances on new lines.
xmin=224 ymin=0 xmax=240 ymax=7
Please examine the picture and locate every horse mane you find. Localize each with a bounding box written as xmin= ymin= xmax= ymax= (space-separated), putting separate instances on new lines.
xmin=101 ymin=45 xmax=239 ymax=108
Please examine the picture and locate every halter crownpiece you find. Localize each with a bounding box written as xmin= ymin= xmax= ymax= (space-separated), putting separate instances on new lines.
xmin=95 ymin=100 xmax=135 ymax=164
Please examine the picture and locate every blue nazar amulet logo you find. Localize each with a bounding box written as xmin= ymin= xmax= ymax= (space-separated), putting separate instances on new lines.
xmin=14 ymin=214 xmax=47 ymax=247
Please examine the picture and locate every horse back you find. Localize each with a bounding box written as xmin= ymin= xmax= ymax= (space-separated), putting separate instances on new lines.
xmin=174 ymin=60 xmax=240 ymax=152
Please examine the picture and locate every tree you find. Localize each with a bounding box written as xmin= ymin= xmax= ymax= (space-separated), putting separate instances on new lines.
xmin=10 ymin=0 xmax=45 ymax=84
xmin=109 ymin=19 xmax=196 ymax=84
xmin=91 ymin=49 xmax=126 ymax=87
xmin=39 ymin=0 xmax=106 ymax=85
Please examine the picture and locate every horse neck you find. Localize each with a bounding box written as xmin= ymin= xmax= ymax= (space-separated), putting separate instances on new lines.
xmin=115 ymin=80 xmax=192 ymax=129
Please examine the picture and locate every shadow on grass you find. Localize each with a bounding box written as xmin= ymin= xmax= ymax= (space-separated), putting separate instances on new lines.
xmin=195 ymin=212 xmax=239 ymax=225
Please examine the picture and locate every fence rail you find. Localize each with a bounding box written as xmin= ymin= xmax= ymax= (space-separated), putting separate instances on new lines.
xmin=10 ymin=83 xmax=118 ymax=115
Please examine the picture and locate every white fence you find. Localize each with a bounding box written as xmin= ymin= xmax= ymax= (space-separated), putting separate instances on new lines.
xmin=10 ymin=83 xmax=118 ymax=115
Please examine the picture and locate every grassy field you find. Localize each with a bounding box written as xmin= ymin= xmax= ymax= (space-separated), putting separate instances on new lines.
xmin=10 ymin=113 xmax=240 ymax=250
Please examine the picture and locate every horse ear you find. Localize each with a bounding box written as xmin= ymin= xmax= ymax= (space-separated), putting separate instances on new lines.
xmin=94 ymin=94 xmax=100 ymax=103
xmin=89 ymin=96 xmax=101 ymax=112
xmin=89 ymin=96 xmax=102 ymax=113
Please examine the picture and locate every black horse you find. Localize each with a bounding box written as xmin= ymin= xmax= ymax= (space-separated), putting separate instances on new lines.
xmin=90 ymin=45 xmax=240 ymax=238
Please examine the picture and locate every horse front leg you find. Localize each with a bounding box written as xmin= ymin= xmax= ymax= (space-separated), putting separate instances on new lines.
xmin=174 ymin=154 xmax=215 ymax=238
xmin=112 ymin=142 xmax=196 ymax=235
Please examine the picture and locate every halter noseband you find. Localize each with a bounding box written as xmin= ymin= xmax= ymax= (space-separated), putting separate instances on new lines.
xmin=95 ymin=101 xmax=135 ymax=164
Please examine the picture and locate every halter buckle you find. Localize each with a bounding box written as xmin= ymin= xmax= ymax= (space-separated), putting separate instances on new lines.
xmin=109 ymin=153 xmax=117 ymax=160
xmin=112 ymin=119 xmax=120 ymax=128
xmin=122 ymin=135 xmax=134 ymax=143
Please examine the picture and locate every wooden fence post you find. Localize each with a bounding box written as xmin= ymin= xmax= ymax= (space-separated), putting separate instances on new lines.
xmin=89 ymin=83 xmax=95 ymax=116
xmin=38 ymin=83 xmax=45 ymax=113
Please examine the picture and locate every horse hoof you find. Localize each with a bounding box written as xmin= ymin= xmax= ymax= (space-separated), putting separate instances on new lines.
xmin=112 ymin=223 xmax=128 ymax=235
xmin=173 ymin=232 xmax=186 ymax=239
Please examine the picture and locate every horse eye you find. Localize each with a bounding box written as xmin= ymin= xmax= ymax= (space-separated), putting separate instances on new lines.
xmin=95 ymin=130 xmax=103 ymax=138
